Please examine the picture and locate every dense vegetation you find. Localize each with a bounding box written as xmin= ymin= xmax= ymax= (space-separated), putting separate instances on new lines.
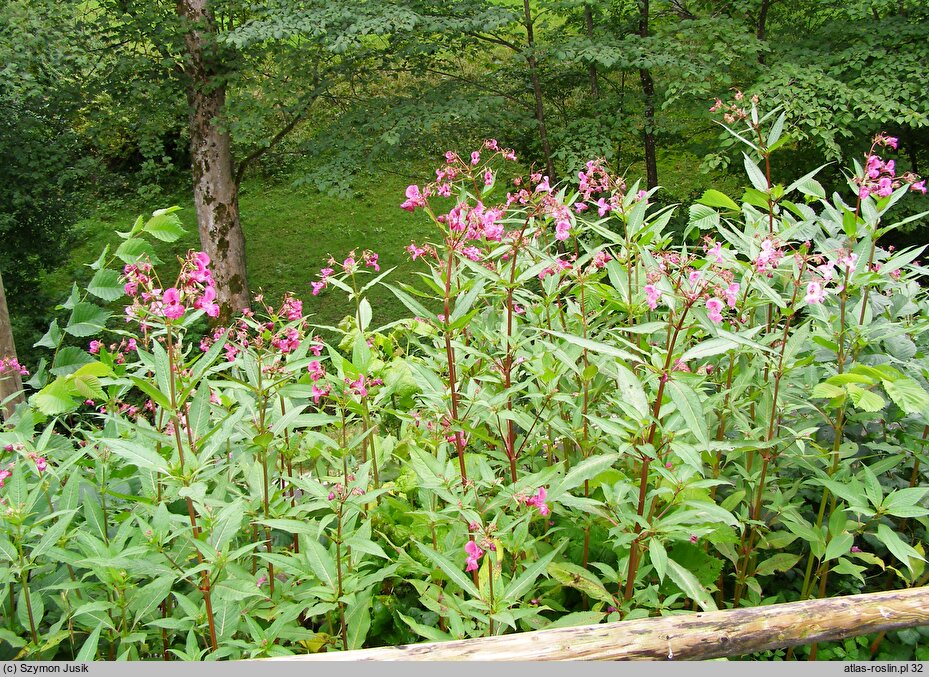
xmin=1 ymin=0 xmax=929 ymax=663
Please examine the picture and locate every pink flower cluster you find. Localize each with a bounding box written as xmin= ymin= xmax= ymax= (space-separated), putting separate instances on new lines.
xmin=539 ymin=257 xmax=574 ymax=281
xmin=709 ymin=90 xmax=758 ymax=125
xmin=88 ymin=338 xmax=137 ymax=364
xmin=857 ymin=134 xmax=925 ymax=198
xmin=123 ymin=251 xmax=219 ymax=324
xmin=0 ymin=357 xmax=29 ymax=377
xmin=754 ymin=239 xmax=784 ymax=275
xmin=402 ymin=141 xmax=518 ymax=212
xmin=312 ymin=250 xmax=380 ymax=295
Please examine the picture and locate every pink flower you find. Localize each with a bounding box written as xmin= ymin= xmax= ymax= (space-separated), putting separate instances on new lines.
xmin=89 ymin=340 xmax=102 ymax=354
xmin=307 ymin=360 xmax=325 ymax=381
xmin=34 ymin=457 xmax=47 ymax=473
xmin=311 ymin=384 xmax=330 ymax=405
xmin=534 ymin=176 xmax=551 ymax=193
xmin=470 ymin=151 xmax=481 ymax=165
xmin=162 ymin=288 xmax=185 ymax=320
xmin=706 ymin=297 xmax=724 ymax=324
xmin=401 ymin=184 xmax=426 ymax=211
xmin=911 ymin=180 xmax=927 ymax=195
xmin=465 ymin=540 xmax=484 ymax=572
xmin=596 ymin=197 xmax=612 ymax=217
xmin=484 ymin=170 xmax=493 ymax=186
xmin=524 ymin=487 xmax=550 ymax=517
xmin=707 ymin=241 xmax=723 ymax=264
xmin=194 ymin=285 xmax=220 ymax=318
xmin=555 ymin=221 xmax=571 ymax=241
xmin=127 ymin=338 xmax=137 ymax=352
xmin=724 ymin=283 xmax=740 ymax=308
xmin=407 ymin=243 xmax=427 ymax=261
xmin=342 ymin=256 xmax=356 ymax=273
xmin=673 ymin=359 xmax=690 ymax=373
xmin=0 ymin=467 xmax=11 ymax=488
xmin=644 ymin=284 xmax=661 ymax=310
xmin=310 ymin=340 xmax=324 ymax=357
xmin=347 ymin=375 xmax=369 ymax=398
xmin=590 ymin=251 xmax=612 ymax=270
xmin=804 ymin=281 xmax=827 ymax=305
xmin=363 ymin=251 xmax=380 ymax=272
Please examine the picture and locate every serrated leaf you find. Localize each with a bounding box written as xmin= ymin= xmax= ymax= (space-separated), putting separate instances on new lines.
xmin=415 ymin=542 xmax=481 ymax=599
xmin=845 ymin=384 xmax=885 ymax=412
xmin=754 ymin=553 xmax=802 ymax=577
xmin=504 ymin=545 xmax=562 ymax=601
xmin=87 ymin=268 xmax=124 ymax=302
xmin=106 ymin=439 xmax=171 ymax=474
xmin=116 ymin=237 xmax=162 ymax=264
xmin=666 ymin=380 xmax=708 ymax=447
xmin=75 ymin=625 xmax=102 ymax=661
xmin=883 ymin=378 xmax=929 ymax=416
xmin=547 ymin=562 xmax=615 ymax=604
xmin=551 ymin=453 xmax=620 ymax=497
xmin=66 ymin=302 xmax=110 ymax=337
xmin=304 ymin=538 xmax=338 ymax=590
xmin=50 ymin=346 xmax=94 ymax=377
xmin=666 ymin=558 xmax=717 ymax=611
xmin=698 ymin=189 xmax=739 ymax=212
xmin=743 ymin=153 xmax=769 ymax=193
xmin=143 ymin=211 xmax=185 ymax=242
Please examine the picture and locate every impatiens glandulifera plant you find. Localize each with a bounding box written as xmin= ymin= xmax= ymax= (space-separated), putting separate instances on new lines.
xmin=2 ymin=107 xmax=929 ymax=660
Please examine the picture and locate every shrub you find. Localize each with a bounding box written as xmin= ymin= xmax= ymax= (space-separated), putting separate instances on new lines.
xmin=1 ymin=98 xmax=928 ymax=660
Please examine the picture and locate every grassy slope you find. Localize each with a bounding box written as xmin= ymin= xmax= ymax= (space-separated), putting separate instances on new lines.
xmin=48 ymin=171 xmax=438 ymax=335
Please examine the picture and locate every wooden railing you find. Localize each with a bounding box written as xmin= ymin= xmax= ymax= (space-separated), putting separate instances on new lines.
xmin=272 ymin=587 xmax=929 ymax=661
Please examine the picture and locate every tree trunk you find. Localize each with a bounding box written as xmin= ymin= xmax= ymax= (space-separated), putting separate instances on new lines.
xmin=0 ymin=270 xmax=24 ymax=420
xmin=583 ymin=4 xmax=599 ymax=99
xmin=639 ymin=0 xmax=658 ymax=189
xmin=756 ymin=0 xmax=771 ymax=64
xmin=522 ymin=0 xmax=556 ymax=181
xmin=177 ymin=0 xmax=250 ymax=322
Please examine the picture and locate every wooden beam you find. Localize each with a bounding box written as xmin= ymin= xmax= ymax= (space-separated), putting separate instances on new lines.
xmin=272 ymin=586 xmax=929 ymax=661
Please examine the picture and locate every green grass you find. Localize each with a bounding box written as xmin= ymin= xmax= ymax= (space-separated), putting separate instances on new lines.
xmin=48 ymin=171 xmax=438 ymax=335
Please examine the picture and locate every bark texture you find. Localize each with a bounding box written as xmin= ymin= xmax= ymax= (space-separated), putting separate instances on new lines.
xmin=177 ymin=0 xmax=250 ymax=321
xmin=272 ymin=586 xmax=929 ymax=661
xmin=0 ymin=270 xmax=24 ymax=420
xmin=639 ymin=0 xmax=658 ymax=189
xmin=583 ymin=4 xmax=599 ymax=99
xmin=522 ymin=0 xmax=556 ymax=181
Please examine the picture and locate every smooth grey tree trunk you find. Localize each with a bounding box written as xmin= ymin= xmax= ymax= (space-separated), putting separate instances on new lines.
xmin=0 ymin=270 xmax=25 ymax=420
xmin=177 ymin=0 xmax=250 ymax=321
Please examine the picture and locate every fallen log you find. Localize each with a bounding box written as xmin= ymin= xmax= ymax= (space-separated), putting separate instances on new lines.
xmin=274 ymin=586 xmax=929 ymax=661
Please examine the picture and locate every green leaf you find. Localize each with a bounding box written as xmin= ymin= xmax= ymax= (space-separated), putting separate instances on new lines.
xmin=883 ymin=378 xmax=929 ymax=416
xmin=666 ymin=380 xmax=709 ymax=447
xmin=32 ymin=377 xmax=79 ymax=416
xmin=65 ymin=302 xmax=110 ymax=338
xmin=612 ymin=363 xmax=648 ymax=419
xmin=129 ymin=376 xmax=172 ymax=411
xmin=415 ymin=542 xmax=481 ymax=599
xmin=398 ymin=612 xmax=453 ymax=642
xmin=107 ymin=439 xmax=171 ymax=474
xmin=845 ymin=384 xmax=885 ymax=412
xmin=876 ymin=524 xmax=924 ymax=574
xmin=34 ymin=320 xmax=62 ymax=349
xmin=50 ymin=346 xmax=94 ymax=377
xmin=824 ymin=532 xmax=854 ymax=562
xmin=131 ymin=576 xmax=175 ymax=627
xmin=547 ymin=562 xmax=615 ymax=604
xmin=345 ymin=589 xmax=372 ymax=650
xmin=304 ymin=538 xmax=338 ymax=590
xmin=504 ymin=546 xmax=562 ymax=602
xmin=666 ymin=558 xmax=717 ymax=611
xmin=649 ymin=539 xmax=668 ymax=583
xmin=116 ymin=237 xmax=162 ymax=265
xmin=882 ymin=488 xmax=929 ymax=518
xmin=550 ymin=453 xmax=620 ymax=498
xmin=143 ymin=209 xmax=185 ymax=242
xmin=754 ymin=553 xmax=802 ymax=577
xmin=540 ymin=329 xmax=639 ymax=364
xmin=698 ymin=189 xmax=739 ymax=212
xmin=75 ymin=625 xmax=102 ymax=661
xmin=210 ymin=500 xmax=246 ymax=551
xmin=87 ymin=268 xmax=124 ymax=302
xmin=743 ymin=153 xmax=769 ymax=193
